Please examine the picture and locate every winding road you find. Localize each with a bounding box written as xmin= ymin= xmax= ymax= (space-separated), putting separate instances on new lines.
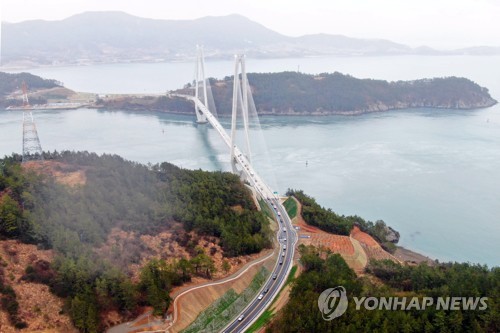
xmin=222 ymin=198 xmax=297 ymax=332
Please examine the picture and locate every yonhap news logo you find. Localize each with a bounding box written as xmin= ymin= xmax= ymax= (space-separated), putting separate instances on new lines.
xmin=318 ymin=286 xmax=489 ymax=320
xmin=318 ymin=286 xmax=348 ymax=320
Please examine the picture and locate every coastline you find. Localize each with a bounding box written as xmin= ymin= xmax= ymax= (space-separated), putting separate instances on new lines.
xmin=89 ymin=102 xmax=498 ymax=117
xmin=393 ymin=246 xmax=436 ymax=265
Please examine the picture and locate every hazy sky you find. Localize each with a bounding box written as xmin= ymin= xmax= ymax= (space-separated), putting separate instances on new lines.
xmin=1 ymin=0 xmax=499 ymax=49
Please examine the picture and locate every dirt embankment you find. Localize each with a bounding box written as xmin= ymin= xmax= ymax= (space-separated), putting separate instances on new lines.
xmin=291 ymin=198 xmax=406 ymax=274
xmin=0 ymin=240 xmax=77 ymax=333
xmin=350 ymin=225 xmax=400 ymax=263
xmin=168 ymin=250 xmax=276 ymax=332
xmin=292 ymin=199 xmax=367 ymax=273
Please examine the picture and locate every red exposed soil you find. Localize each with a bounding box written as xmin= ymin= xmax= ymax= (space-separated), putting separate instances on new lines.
xmin=350 ymin=225 xmax=379 ymax=247
xmin=0 ymin=240 xmax=77 ymax=333
xmin=350 ymin=226 xmax=399 ymax=263
xmin=294 ymin=207 xmax=355 ymax=257
xmin=291 ymin=198 xmax=399 ymax=272
xmin=23 ymin=160 xmax=87 ymax=187
xmin=95 ymin=226 xmax=266 ymax=283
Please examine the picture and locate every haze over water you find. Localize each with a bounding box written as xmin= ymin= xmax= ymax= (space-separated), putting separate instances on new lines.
xmin=1 ymin=55 xmax=499 ymax=266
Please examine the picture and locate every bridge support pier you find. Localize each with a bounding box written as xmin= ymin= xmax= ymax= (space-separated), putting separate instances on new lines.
xmin=230 ymin=54 xmax=252 ymax=174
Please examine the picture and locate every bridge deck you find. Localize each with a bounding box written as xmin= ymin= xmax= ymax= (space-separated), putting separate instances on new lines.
xmin=172 ymin=93 xmax=275 ymax=200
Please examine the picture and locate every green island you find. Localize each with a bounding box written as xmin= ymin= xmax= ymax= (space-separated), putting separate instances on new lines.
xmin=1 ymin=71 xmax=497 ymax=114
xmin=107 ymin=72 xmax=497 ymax=115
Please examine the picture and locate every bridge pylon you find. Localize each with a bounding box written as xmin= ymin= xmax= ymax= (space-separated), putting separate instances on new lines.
xmin=230 ymin=54 xmax=252 ymax=174
xmin=193 ymin=45 xmax=209 ymax=124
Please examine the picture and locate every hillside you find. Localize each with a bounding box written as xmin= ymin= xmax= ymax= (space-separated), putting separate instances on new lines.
xmin=0 ymin=72 xmax=73 ymax=108
xmin=209 ymin=72 xmax=497 ymax=114
xmin=265 ymin=245 xmax=499 ymax=333
xmin=0 ymin=72 xmax=62 ymax=96
xmin=1 ymin=12 xmax=432 ymax=67
xmin=261 ymin=192 xmax=498 ymax=332
xmin=101 ymin=72 xmax=497 ymax=115
xmin=0 ymin=152 xmax=271 ymax=332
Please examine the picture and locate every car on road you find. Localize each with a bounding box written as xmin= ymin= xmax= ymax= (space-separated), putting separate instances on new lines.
xmin=282 ymin=252 xmax=285 ymax=257
xmin=279 ymin=259 xmax=283 ymax=265
xmin=282 ymin=227 xmax=286 ymax=232
xmin=273 ymin=274 xmax=277 ymax=280
xmin=264 ymin=288 xmax=269 ymax=293
xmin=258 ymin=294 xmax=264 ymax=300
xmin=238 ymin=315 xmax=245 ymax=321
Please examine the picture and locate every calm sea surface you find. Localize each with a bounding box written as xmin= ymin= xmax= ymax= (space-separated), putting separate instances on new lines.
xmin=1 ymin=55 xmax=499 ymax=266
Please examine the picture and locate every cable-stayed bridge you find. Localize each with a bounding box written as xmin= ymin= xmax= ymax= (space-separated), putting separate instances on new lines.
xmin=169 ymin=47 xmax=297 ymax=333
xmin=169 ymin=52 xmax=274 ymax=201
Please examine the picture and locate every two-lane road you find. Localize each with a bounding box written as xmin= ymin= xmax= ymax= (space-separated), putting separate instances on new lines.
xmin=223 ymin=198 xmax=297 ymax=332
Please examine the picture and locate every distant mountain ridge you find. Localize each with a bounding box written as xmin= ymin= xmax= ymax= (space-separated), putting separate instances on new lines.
xmin=3 ymin=11 xmax=498 ymax=67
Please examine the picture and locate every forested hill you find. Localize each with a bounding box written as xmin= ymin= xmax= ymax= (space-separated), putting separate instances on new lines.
xmin=209 ymin=72 xmax=497 ymax=115
xmin=158 ymin=72 xmax=497 ymax=116
xmin=0 ymin=72 xmax=62 ymax=96
xmin=0 ymin=152 xmax=271 ymax=331
xmin=267 ymin=245 xmax=499 ymax=332
xmin=0 ymin=72 xmax=64 ymax=108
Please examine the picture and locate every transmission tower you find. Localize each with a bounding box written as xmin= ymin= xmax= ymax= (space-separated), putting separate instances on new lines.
xmin=22 ymin=111 xmax=44 ymax=163
xmin=21 ymin=81 xmax=30 ymax=107
xmin=21 ymin=82 xmax=44 ymax=163
xmin=230 ymin=54 xmax=252 ymax=173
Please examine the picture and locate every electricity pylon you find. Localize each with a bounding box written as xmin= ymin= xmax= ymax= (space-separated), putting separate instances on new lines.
xmin=21 ymin=82 xmax=44 ymax=163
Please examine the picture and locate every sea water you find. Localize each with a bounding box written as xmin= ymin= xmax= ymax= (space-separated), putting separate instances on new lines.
xmin=1 ymin=55 xmax=499 ymax=266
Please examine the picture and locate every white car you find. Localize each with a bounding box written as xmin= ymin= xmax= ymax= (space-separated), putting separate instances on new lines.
xmin=258 ymin=294 xmax=264 ymax=300
xmin=238 ymin=315 xmax=245 ymax=321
